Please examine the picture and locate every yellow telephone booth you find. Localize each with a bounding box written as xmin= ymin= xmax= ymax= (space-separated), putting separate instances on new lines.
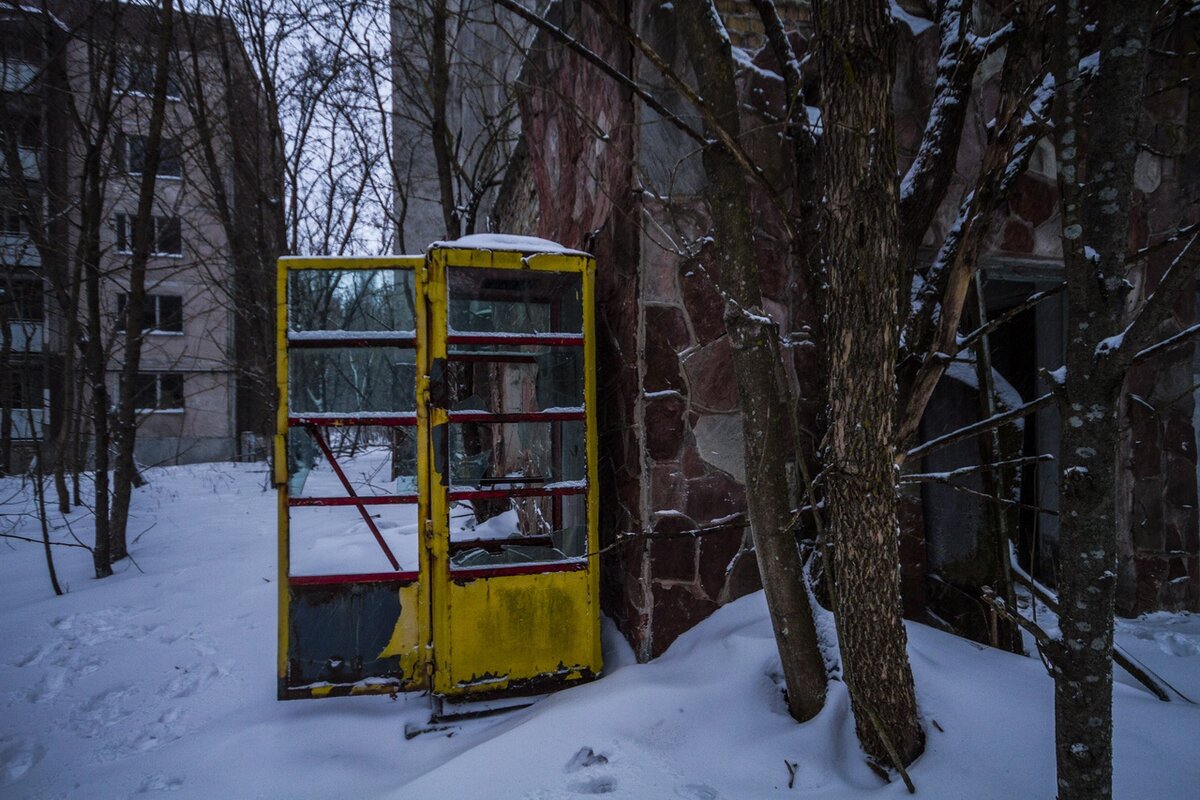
xmin=275 ymin=237 xmax=601 ymax=705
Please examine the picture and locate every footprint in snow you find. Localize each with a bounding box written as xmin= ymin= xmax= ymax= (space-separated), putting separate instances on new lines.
xmin=137 ymin=774 xmax=185 ymax=793
xmin=1155 ymin=631 xmax=1200 ymax=657
xmin=675 ymin=784 xmax=719 ymax=800
xmin=568 ymin=775 xmax=617 ymax=795
xmin=0 ymin=737 xmax=43 ymax=786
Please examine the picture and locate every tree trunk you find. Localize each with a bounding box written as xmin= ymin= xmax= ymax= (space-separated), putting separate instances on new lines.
xmin=815 ymin=0 xmax=924 ymax=766
xmin=1048 ymin=1 xmax=1154 ymax=797
xmin=679 ymin=2 xmax=827 ymax=723
xmin=84 ymin=162 xmax=112 ymax=580
xmin=109 ymin=0 xmax=176 ymax=561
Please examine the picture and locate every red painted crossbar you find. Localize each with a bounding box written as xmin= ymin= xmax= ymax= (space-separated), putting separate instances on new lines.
xmin=447 ymin=410 xmax=585 ymax=424
xmin=289 ymin=495 xmax=418 ymax=507
xmin=289 ymin=414 xmax=417 ymax=427
xmin=446 ymin=333 xmax=583 ymax=347
xmin=305 ymin=425 xmax=402 ymax=571
xmin=287 ymin=335 xmax=416 ymax=348
xmin=289 ymin=571 xmax=419 ymax=586
xmin=448 ymin=560 xmax=587 ymax=580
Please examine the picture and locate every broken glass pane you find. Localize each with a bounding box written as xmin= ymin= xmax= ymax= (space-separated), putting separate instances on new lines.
xmin=288 ymin=347 xmax=416 ymax=415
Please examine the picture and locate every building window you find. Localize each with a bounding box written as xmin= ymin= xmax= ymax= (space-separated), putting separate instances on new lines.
xmin=0 ymin=112 xmax=41 ymax=150
xmin=1 ymin=207 xmax=28 ymax=236
xmin=117 ymin=133 xmax=182 ymax=178
xmin=0 ymin=27 xmax=41 ymax=63
xmin=132 ymin=372 xmax=184 ymax=411
xmin=116 ymin=293 xmax=183 ymax=333
xmin=115 ymin=51 xmax=181 ymax=100
xmin=115 ymin=213 xmax=182 ymax=256
xmin=1 ymin=280 xmax=43 ymax=322
xmin=119 ymin=293 xmax=182 ymax=332
xmin=2 ymin=365 xmax=42 ymax=409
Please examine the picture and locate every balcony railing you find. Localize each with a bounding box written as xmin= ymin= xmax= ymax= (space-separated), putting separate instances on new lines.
xmin=0 ymin=234 xmax=40 ymax=267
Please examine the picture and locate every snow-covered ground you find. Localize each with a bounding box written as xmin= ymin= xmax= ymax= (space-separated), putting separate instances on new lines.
xmin=1 ymin=462 xmax=1198 ymax=798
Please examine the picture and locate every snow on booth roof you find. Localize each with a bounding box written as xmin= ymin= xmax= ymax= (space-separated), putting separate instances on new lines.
xmin=431 ymin=233 xmax=589 ymax=256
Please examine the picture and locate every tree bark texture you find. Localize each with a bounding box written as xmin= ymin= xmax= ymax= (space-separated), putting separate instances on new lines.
xmin=815 ymin=0 xmax=924 ymax=766
xmin=1049 ymin=1 xmax=1153 ymax=798
xmin=679 ymin=1 xmax=827 ymax=723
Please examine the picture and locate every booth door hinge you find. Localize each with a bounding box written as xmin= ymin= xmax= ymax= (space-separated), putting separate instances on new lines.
xmin=424 ymin=517 xmax=434 ymax=543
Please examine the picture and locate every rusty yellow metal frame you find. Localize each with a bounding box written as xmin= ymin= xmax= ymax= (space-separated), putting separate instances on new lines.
xmin=276 ymin=247 xmax=601 ymax=700
xmin=426 ymin=245 xmax=601 ymax=698
xmin=276 ymin=256 xmax=425 ymax=698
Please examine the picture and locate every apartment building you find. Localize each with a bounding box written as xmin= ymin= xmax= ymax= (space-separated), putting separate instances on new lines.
xmin=0 ymin=1 xmax=281 ymax=471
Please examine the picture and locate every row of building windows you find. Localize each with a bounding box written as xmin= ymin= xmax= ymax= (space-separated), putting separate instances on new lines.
xmin=3 ymin=210 xmax=184 ymax=256
xmin=2 ymin=284 xmax=184 ymax=331
xmin=3 ymin=370 xmax=186 ymax=412
xmin=0 ymin=124 xmax=183 ymax=178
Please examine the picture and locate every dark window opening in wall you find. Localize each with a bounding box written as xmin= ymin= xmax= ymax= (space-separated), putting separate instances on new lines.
xmin=0 ymin=26 xmax=41 ymax=63
xmin=115 ymin=213 xmax=183 ymax=256
xmin=115 ymin=51 xmax=181 ymax=100
xmin=1 ymin=279 xmax=43 ymax=321
xmin=117 ymin=133 xmax=182 ymax=178
xmin=1 ymin=207 xmax=28 ymax=235
xmin=0 ymin=112 xmax=41 ymax=149
xmin=2 ymin=365 xmax=42 ymax=409
xmin=132 ymin=372 xmax=184 ymax=411
xmin=116 ymin=292 xmax=183 ymax=332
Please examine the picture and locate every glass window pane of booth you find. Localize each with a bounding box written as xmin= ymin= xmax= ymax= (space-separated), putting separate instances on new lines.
xmin=288 ymin=268 xmax=416 ymax=333
xmin=445 ymin=344 xmax=583 ymax=414
xmin=288 ymin=347 xmax=416 ymax=415
xmin=447 ymin=268 xmax=582 ymax=335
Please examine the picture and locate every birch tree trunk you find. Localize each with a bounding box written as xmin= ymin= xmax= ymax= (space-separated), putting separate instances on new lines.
xmin=679 ymin=2 xmax=827 ymax=723
xmin=815 ymin=0 xmax=923 ymax=766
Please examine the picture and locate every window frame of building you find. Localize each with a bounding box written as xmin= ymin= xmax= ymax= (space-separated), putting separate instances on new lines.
xmin=0 ymin=26 xmax=42 ymax=64
xmin=0 ymin=112 xmax=41 ymax=150
xmin=115 ymin=51 xmax=182 ymax=102
xmin=131 ymin=372 xmax=185 ymax=413
xmin=114 ymin=213 xmax=183 ymax=257
xmin=116 ymin=292 xmax=183 ymax=334
xmin=1 ymin=207 xmax=28 ymax=236
xmin=1 ymin=279 xmax=44 ymax=322
xmin=117 ymin=132 xmax=182 ymax=180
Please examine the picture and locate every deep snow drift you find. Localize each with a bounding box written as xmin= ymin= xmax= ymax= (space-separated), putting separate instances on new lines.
xmin=1 ymin=462 xmax=1198 ymax=799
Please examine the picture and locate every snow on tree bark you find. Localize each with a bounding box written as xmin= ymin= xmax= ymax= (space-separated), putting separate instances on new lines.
xmin=1048 ymin=1 xmax=1162 ymax=797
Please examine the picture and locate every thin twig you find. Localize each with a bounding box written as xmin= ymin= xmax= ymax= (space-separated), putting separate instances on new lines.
xmin=905 ymin=392 xmax=1055 ymax=462
xmin=957 ymin=283 xmax=1066 ymax=351
xmin=901 ymin=453 xmax=1053 ymax=484
xmin=0 ymin=532 xmax=92 ymax=550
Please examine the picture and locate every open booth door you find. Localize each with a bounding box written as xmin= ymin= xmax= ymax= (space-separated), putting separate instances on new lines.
xmin=276 ymin=257 xmax=430 ymax=699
